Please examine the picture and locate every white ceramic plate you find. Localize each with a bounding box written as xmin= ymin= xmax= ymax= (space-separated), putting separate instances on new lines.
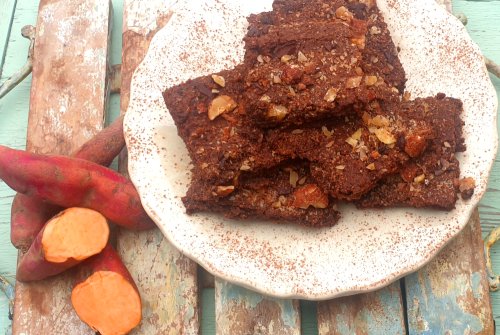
xmin=124 ymin=0 xmax=498 ymax=299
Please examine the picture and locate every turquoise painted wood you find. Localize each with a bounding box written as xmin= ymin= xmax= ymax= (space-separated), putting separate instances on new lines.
xmin=0 ymin=0 xmax=499 ymax=334
xmin=0 ymin=0 xmax=37 ymax=331
xmin=0 ymin=0 xmax=16 ymax=74
xmin=317 ymin=281 xmax=406 ymax=334
xmin=215 ymin=279 xmax=301 ymax=334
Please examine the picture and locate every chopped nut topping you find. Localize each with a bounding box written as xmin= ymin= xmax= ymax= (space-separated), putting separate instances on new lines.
xmin=355 ymin=67 xmax=364 ymax=76
xmin=371 ymin=151 xmax=381 ymax=159
xmin=298 ymin=176 xmax=307 ymax=185
xmin=211 ymin=75 xmax=226 ymax=87
xmin=281 ymin=54 xmax=292 ymax=63
xmin=257 ymin=55 xmax=264 ymax=63
xmin=326 ymin=141 xmax=335 ymax=148
xmin=240 ymin=160 xmax=251 ymax=171
xmin=414 ymin=174 xmax=425 ymax=184
xmin=324 ymin=87 xmax=339 ymax=102
xmin=335 ymin=6 xmax=353 ymax=21
xmin=289 ymin=170 xmax=299 ymax=187
xmin=370 ymin=115 xmax=390 ymax=127
xmin=404 ymin=134 xmax=427 ymax=158
xmin=443 ymin=141 xmax=451 ymax=148
xmin=260 ymin=95 xmax=271 ymax=103
xmin=362 ymin=112 xmax=372 ymax=125
xmin=201 ymin=163 xmax=209 ymax=169
xmin=267 ymin=104 xmax=289 ymax=120
xmin=292 ymin=184 xmax=329 ymax=209
xmin=403 ymin=91 xmax=411 ymax=102
xmin=366 ymin=163 xmax=376 ymax=170
xmin=216 ymin=185 xmax=234 ymax=196
xmin=346 ymin=137 xmax=358 ymax=147
xmin=211 ymin=89 xmax=220 ymax=94
xmin=273 ymin=75 xmax=282 ymax=84
xmin=208 ymin=95 xmax=237 ymax=120
xmin=322 ymin=126 xmax=333 ymax=137
xmin=369 ymin=26 xmax=381 ymax=35
xmin=365 ymin=75 xmax=378 ymax=86
xmin=335 ymin=165 xmax=345 ymax=170
xmin=351 ymin=128 xmax=363 ymax=141
xmin=374 ymin=128 xmax=396 ymax=145
xmin=346 ymin=76 xmax=363 ymax=88
xmin=458 ymin=177 xmax=475 ymax=199
xmin=351 ymin=36 xmax=366 ymax=49
xmin=297 ymin=51 xmax=308 ymax=62
xmin=291 ymin=129 xmax=303 ymax=134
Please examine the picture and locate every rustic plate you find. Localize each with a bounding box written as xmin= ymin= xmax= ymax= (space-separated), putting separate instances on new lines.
xmin=124 ymin=0 xmax=498 ymax=299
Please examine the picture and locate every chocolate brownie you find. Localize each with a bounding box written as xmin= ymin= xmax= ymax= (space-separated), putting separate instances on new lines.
xmin=266 ymin=98 xmax=439 ymax=200
xmin=183 ymin=162 xmax=340 ymax=227
xmin=269 ymin=0 xmax=406 ymax=92
xmin=163 ymin=66 xmax=286 ymax=184
xmin=242 ymin=0 xmax=406 ymax=127
xmin=358 ymin=95 xmax=465 ymax=209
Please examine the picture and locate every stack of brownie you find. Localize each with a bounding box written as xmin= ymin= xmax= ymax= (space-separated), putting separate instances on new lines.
xmin=163 ymin=0 xmax=471 ymax=227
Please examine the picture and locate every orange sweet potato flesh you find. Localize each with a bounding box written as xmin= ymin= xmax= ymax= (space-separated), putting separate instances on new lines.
xmin=0 ymin=145 xmax=156 ymax=231
xmin=11 ymin=115 xmax=125 ymax=251
xmin=16 ymin=207 xmax=109 ymax=282
xmin=72 ymin=244 xmax=142 ymax=335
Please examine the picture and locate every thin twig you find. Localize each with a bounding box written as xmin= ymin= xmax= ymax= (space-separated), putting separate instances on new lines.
xmin=485 ymin=57 xmax=500 ymax=79
xmin=0 ymin=25 xmax=35 ymax=99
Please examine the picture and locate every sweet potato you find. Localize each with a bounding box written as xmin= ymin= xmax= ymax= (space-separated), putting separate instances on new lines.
xmin=72 ymin=244 xmax=142 ymax=335
xmin=0 ymin=145 xmax=155 ymax=231
xmin=11 ymin=115 xmax=125 ymax=251
xmin=16 ymin=207 xmax=109 ymax=282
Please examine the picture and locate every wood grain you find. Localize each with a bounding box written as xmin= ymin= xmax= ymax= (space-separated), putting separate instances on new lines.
xmin=317 ymin=282 xmax=406 ymax=335
xmin=117 ymin=1 xmax=199 ymax=333
xmin=215 ymin=279 xmax=301 ymax=335
xmin=12 ymin=0 xmax=112 ymax=333
xmin=405 ymin=210 xmax=494 ymax=334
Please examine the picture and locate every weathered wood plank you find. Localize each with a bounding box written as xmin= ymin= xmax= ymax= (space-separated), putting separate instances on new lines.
xmin=0 ymin=0 xmax=17 ymax=74
xmin=317 ymin=281 xmax=406 ymax=335
xmin=12 ymin=0 xmax=112 ymax=333
xmin=116 ymin=1 xmax=199 ymax=334
xmin=215 ymin=279 xmax=301 ymax=335
xmin=405 ymin=209 xmax=494 ymax=334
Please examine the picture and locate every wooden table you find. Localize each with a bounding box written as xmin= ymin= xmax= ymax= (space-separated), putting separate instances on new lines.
xmin=1 ymin=0 xmax=499 ymax=334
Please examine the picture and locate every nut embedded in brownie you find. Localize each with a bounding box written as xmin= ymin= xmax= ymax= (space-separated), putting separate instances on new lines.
xmin=357 ymin=95 xmax=466 ymax=210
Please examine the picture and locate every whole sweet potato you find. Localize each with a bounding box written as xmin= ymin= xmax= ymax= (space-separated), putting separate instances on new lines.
xmin=11 ymin=115 xmax=125 ymax=251
xmin=0 ymin=145 xmax=155 ymax=231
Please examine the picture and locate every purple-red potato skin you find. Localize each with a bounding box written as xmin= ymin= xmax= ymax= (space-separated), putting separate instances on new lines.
xmin=0 ymin=145 xmax=155 ymax=231
xmin=10 ymin=116 xmax=126 ymax=250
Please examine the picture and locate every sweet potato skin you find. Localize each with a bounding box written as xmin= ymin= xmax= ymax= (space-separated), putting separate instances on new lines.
xmin=0 ymin=145 xmax=155 ymax=231
xmin=16 ymin=221 xmax=80 ymax=282
xmin=72 ymin=244 xmax=142 ymax=335
xmin=11 ymin=115 xmax=126 ymax=250
xmin=10 ymin=196 xmax=60 ymax=251
xmin=74 ymin=244 xmax=138 ymax=290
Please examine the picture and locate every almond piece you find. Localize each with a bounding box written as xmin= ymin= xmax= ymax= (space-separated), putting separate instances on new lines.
xmin=211 ymin=75 xmax=226 ymax=87
xmin=267 ymin=104 xmax=288 ymax=120
xmin=324 ymin=88 xmax=339 ymax=102
xmin=208 ymin=95 xmax=237 ymax=120
xmin=216 ymin=185 xmax=234 ymax=196
xmin=346 ymin=76 xmax=363 ymax=88
xmin=335 ymin=6 xmax=353 ymax=21
xmin=404 ymin=134 xmax=427 ymax=158
xmin=374 ymin=128 xmax=396 ymax=145
xmin=292 ymin=184 xmax=329 ymax=209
